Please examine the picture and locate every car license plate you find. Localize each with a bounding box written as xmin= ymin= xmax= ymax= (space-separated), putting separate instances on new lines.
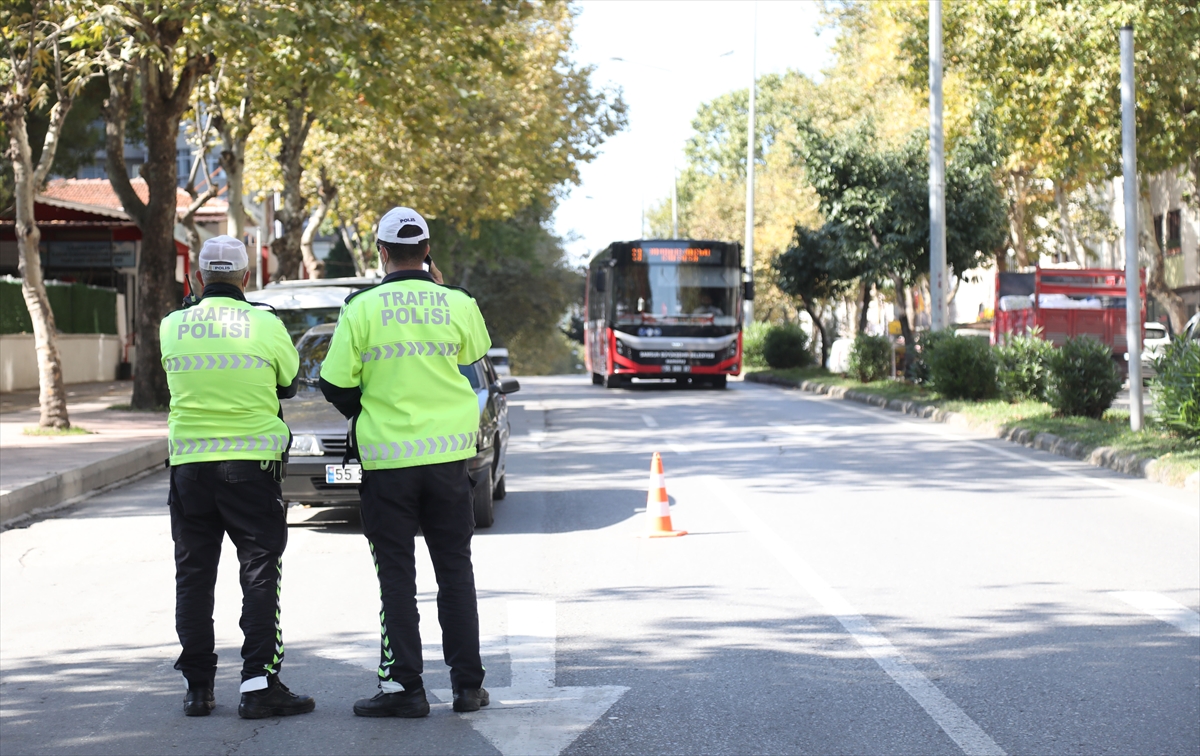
xmin=325 ymin=464 xmax=362 ymax=484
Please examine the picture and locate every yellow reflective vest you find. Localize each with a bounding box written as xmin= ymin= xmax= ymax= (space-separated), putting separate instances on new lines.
xmin=320 ymin=270 xmax=491 ymax=470
xmin=160 ymin=289 xmax=299 ymax=465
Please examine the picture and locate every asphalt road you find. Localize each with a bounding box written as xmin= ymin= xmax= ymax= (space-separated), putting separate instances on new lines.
xmin=2 ymin=376 xmax=1197 ymax=756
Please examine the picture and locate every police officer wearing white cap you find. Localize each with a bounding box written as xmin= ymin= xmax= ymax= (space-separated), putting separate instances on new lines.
xmin=319 ymin=208 xmax=493 ymax=717
xmin=160 ymin=235 xmax=314 ymax=719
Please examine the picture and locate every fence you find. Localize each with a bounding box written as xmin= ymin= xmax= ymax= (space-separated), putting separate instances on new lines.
xmin=0 ymin=276 xmax=118 ymax=335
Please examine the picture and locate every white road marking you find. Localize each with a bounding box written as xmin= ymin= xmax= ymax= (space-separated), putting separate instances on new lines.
xmin=665 ymin=441 xmax=689 ymax=455
xmin=778 ymin=390 xmax=1198 ymax=519
xmin=713 ymin=482 xmax=1005 ymax=756
xmin=1112 ymin=591 xmax=1200 ymax=637
xmin=640 ymin=414 xmax=658 ymax=428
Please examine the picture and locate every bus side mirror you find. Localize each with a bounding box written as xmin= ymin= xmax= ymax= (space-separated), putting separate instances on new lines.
xmin=594 ymin=270 xmax=607 ymax=292
xmin=743 ymin=280 xmax=755 ymax=301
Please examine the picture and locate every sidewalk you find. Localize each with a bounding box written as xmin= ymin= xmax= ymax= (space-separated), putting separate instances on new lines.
xmin=0 ymin=380 xmax=168 ymax=525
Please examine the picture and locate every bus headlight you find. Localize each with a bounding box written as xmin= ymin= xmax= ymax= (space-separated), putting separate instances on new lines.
xmin=289 ymin=434 xmax=323 ymax=456
xmin=614 ymin=337 xmax=632 ymax=357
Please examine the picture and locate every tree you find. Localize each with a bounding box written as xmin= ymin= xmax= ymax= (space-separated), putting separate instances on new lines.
xmin=774 ymin=225 xmax=855 ymax=367
xmin=89 ymin=0 xmax=222 ymax=409
xmin=1 ymin=1 xmax=96 ymax=428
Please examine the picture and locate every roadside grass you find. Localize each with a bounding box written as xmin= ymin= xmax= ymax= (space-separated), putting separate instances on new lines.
xmin=751 ymin=367 xmax=1200 ymax=484
xmin=22 ymin=425 xmax=93 ymax=436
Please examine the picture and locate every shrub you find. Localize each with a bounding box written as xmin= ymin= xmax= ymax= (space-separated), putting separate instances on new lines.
xmin=762 ymin=325 xmax=812 ymax=369
xmin=1151 ymin=336 xmax=1200 ymax=438
xmin=1044 ymin=336 xmax=1122 ymax=419
xmin=847 ymin=333 xmax=892 ymax=382
xmin=995 ymin=334 xmax=1053 ymax=402
xmin=926 ymin=334 xmax=997 ymax=400
xmin=742 ymin=321 xmax=770 ymax=369
xmin=905 ymin=329 xmax=953 ymax=385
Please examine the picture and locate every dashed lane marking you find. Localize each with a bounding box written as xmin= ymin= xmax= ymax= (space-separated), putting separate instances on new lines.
xmin=1112 ymin=591 xmax=1200 ymax=637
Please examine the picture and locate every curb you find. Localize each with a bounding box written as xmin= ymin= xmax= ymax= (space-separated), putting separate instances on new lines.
xmin=0 ymin=438 xmax=169 ymax=526
xmin=745 ymin=372 xmax=1195 ymax=490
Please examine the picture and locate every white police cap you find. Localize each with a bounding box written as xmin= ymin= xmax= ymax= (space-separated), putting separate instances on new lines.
xmin=377 ymin=207 xmax=430 ymax=244
xmin=198 ymin=235 xmax=249 ymax=272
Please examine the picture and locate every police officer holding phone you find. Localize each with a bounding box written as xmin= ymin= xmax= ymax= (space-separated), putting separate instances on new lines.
xmin=161 ymin=236 xmax=315 ymax=719
xmin=319 ymin=207 xmax=492 ymax=718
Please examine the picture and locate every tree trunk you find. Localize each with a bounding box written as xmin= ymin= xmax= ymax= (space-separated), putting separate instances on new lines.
xmin=857 ymin=279 xmax=871 ymax=334
xmin=891 ymin=274 xmax=914 ymax=373
xmin=1054 ymin=180 xmax=1080 ymax=266
xmin=271 ymin=99 xmax=315 ymax=281
xmin=1138 ymin=187 xmax=1187 ymax=332
xmin=1008 ymin=171 xmax=1030 ymax=268
xmin=338 ymin=222 xmax=367 ymax=276
xmin=802 ymin=301 xmax=829 ymax=368
xmin=4 ymin=111 xmax=69 ymax=428
xmin=299 ymin=169 xmax=336 ymax=279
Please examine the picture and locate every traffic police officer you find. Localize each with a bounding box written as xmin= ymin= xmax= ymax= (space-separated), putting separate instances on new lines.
xmin=161 ymin=236 xmax=315 ymax=719
xmin=319 ymin=207 xmax=492 ymax=718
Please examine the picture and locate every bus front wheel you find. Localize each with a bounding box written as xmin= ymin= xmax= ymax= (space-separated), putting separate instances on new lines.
xmin=603 ymin=373 xmax=626 ymax=389
xmin=592 ymin=372 xmax=603 ymax=385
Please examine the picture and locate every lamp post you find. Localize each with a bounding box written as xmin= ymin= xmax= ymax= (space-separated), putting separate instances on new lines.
xmin=928 ymin=0 xmax=947 ymax=331
xmin=1120 ymin=25 xmax=1143 ymax=431
xmin=744 ymin=2 xmax=757 ymax=324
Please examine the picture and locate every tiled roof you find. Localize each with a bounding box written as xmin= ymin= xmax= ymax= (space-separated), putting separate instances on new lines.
xmin=41 ymin=178 xmax=228 ymax=218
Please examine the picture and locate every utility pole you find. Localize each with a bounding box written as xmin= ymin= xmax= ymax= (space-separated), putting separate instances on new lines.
xmin=928 ymin=0 xmax=947 ymax=331
xmin=1120 ymin=24 xmax=1144 ymax=431
xmin=671 ymin=168 xmax=678 ymax=239
xmin=744 ymin=2 xmax=757 ymax=324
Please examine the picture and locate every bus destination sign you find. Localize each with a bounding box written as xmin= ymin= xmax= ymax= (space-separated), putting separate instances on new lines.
xmin=629 ymin=246 xmax=723 ymax=265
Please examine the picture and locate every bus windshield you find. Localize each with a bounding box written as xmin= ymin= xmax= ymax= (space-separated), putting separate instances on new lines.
xmin=613 ymin=264 xmax=740 ymax=326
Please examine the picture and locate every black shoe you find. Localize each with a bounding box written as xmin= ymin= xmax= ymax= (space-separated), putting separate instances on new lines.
xmin=237 ymin=676 xmax=315 ymax=719
xmin=452 ymin=688 xmax=490 ymax=713
xmin=183 ymin=683 xmax=214 ymax=717
xmin=353 ymin=687 xmax=430 ymax=718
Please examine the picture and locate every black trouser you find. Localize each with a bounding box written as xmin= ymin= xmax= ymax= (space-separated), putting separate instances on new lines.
xmin=168 ymin=460 xmax=288 ymax=685
xmin=359 ymin=460 xmax=484 ymax=693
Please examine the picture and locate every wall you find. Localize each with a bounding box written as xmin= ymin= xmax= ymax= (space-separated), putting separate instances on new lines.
xmin=0 ymin=333 xmax=122 ymax=392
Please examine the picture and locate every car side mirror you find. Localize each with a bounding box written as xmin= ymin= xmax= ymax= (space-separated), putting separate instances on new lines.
xmin=743 ymin=280 xmax=755 ymax=301
xmin=594 ymin=270 xmax=607 ymax=293
xmin=493 ymin=377 xmax=520 ymax=394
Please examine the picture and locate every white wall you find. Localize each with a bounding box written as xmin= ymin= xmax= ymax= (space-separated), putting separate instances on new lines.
xmin=0 ymin=333 xmax=122 ymax=392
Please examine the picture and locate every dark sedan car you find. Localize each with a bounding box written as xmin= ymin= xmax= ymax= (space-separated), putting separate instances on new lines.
xmin=281 ymin=323 xmax=518 ymax=527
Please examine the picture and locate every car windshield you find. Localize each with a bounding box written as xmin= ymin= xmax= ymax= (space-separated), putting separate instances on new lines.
xmin=275 ymin=307 xmax=342 ymax=343
xmin=295 ymin=330 xmax=483 ymax=388
xmin=1145 ymin=324 xmax=1167 ymax=339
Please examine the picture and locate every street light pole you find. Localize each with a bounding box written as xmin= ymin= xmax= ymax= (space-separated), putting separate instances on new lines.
xmin=1120 ymin=25 xmax=1144 ymax=432
xmin=928 ymin=0 xmax=947 ymax=331
xmin=671 ymin=167 xmax=678 ymax=239
xmin=744 ymin=2 xmax=757 ymax=324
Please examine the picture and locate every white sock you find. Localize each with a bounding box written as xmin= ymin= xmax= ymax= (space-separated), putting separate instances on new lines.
xmin=240 ymin=676 xmax=268 ymax=693
xmin=380 ymin=680 xmax=403 ymax=694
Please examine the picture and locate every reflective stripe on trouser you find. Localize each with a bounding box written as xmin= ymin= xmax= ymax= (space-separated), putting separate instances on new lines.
xmin=170 ymin=434 xmax=289 ymax=457
xmin=368 ymin=541 xmax=397 ymax=681
xmin=165 ymin=354 xmax=272 ymax=371
xmin=359 ymin=432 xmax=477 ymax=463
xmin=264 ymin=557 xmax=284 ymax=676
xmin=361 ymin=341 xmax=461 ymax=363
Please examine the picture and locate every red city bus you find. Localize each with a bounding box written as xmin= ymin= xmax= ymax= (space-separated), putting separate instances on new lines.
xmin=585 ymin=239 xmax=750 ymax=389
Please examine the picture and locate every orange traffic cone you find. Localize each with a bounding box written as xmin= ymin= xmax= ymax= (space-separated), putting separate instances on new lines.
xmin=643 ymin=452 xmax=686 ymax=538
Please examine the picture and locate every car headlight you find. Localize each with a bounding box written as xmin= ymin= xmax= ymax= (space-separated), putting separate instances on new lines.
xmin=289 ymin=434 xmax=323 ymax=456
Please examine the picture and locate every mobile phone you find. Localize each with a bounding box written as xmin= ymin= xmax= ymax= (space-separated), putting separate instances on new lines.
xmin=423 ymin=254 xmax=432 ymax=272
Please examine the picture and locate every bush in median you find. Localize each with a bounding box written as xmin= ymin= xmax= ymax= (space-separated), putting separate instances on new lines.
xmin=926 ymin=333 xmax=997 ymax=400
xmin=995 ymin=333 xmax=1053 ymax=402
xmin=763 ymin=325 xmax=812 ymax=369
xmin=1044 ymin=336 xmax=1122 ymax=419
xmin=847 ymin=333 xmax=891 ymax=382
xmin=742 ymin=321 xmax=770 ymax=369
xmin=1151 ymin=336 xmax=1200 ymax=438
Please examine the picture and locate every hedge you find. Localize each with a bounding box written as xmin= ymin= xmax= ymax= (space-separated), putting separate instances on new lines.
xmin=0 ymin=276 xmax=118 ymax=335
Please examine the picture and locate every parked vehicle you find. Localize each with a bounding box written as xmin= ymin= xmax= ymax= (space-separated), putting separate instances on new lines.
xmin=992 ymin=268 xmax=1146 ymax=364
xmin=282 ymin=324 xmax=518 ymax=527
xmin=487 ymin=347 xmax=512 ymax=376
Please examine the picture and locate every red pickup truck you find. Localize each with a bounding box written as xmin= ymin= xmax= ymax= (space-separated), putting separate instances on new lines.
xmin=991 ymin=267 xmax=1146 ymax=358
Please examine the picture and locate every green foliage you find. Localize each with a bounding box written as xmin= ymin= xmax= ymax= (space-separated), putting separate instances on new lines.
xmin=1044 ymin=337 xmax=1122 ymax=419
xmin=762 ymin=325 xmax=811 ymax=369
xmin=1151 ymin=337 xmax=1200 ymax=438
xmin=995 ymin=334 xmax=1053 ymax=402
xmin=904 ymin=329 xmax=953 ymax=384
xmin=0 ymin=278 xmax=117 ymax=335
xmin=925 ymin=334 xmax=997 ymax=400
xmin=742 ymin=321 xmax=770 ymax=369
xmin=848 ymin=333 xmax=892 ymax=382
